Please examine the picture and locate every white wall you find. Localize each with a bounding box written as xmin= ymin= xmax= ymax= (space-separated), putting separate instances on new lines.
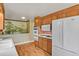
xmin=29 ymin=20 xmax=34 ymax=40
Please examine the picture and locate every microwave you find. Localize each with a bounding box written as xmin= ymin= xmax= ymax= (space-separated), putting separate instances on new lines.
xmin=41 ymin=24 xmax=52 ymax=32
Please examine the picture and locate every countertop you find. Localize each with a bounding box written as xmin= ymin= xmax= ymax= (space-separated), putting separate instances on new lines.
xmin=0 ymin=39 xmax=18 ymax=56
xmin=34 ymin=34 xmax=52 ymax=39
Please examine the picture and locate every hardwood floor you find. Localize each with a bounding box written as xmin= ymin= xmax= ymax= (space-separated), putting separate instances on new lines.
xmin=15 ymin=42 xmax=50 ymax=56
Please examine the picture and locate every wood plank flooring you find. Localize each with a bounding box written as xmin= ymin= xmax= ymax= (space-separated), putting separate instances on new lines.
xmin=15 ymin=42 xmax=50 ymax=56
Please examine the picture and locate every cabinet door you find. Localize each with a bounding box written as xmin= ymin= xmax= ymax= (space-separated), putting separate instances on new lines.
xmin=65 ymin=6 xmax=79 ymax=17
xmin=34 ymin=19 xmax=39 ymax=26
xmin=57 ymin=11 xmax=66 ymax=19
xmin=47 ymin=39 xmax=52 ymax=55
xmin=52 ymin=15 xmax=57 ymax=20
xmin=38 ymin=37 xmax=43 ymax=49
xmin=34 ymin=17 xmax=42 ymax=26
xmin=0 ymin=4 xmax=4 ymax=31
xmin=35 ymin=41 xmax=39 ymax=47
xmin=42 ymin=19 xmax=51 ymax=25
xmin=42 ymin=38 xmax=48 ymax=51
xmin=63 ymin=16 xmax=79 ymax=54
xmin=0 ymin=13 xmax=3 ymax=30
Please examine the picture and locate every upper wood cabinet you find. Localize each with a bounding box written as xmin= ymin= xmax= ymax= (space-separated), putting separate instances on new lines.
xmin=65 ymin=5 xmax=79 ymax=17
xmin=0 ymin=3 xmax=4 ymax=31
xmin=41 ymin=4 xmax=79 ymax=22
xmin=34 ymin=4 xmax=79 ymax=25
xmin=42 ymin=16 xmax=52 ymax=25
xmin=56 ymin=11 xmax=65 ymax=19
xmin=34 ymin=16 xmax=42 ymax=26
xmin=0 ymin=4 xmax=4 ymax=13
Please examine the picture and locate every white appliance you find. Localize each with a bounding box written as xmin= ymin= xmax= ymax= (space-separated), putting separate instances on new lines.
xmin=52 ymin=16 xmax=79 ymax=56
xmin=52 ymin=19 xmax=63 ymax=48
xmin=33 ymin=26 xmax=38 ymax=41
xmin=33 ymin=27 xmax=38 ymax=35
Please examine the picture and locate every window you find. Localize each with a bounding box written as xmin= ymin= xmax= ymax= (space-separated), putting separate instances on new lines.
xmin=4 ymin=19 xmax=30 ymax=34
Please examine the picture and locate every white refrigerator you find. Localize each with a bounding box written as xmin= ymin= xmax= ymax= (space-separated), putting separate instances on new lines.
xmin=52 ymin=16 xmax=79 ymax=56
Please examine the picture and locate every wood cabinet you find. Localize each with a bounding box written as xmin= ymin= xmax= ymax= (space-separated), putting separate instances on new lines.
xmin=42 ymin=38 xmax=48 ymax=51
xmin=0 ymin=4 xmax=4 ymax=13
xmin=0 ymin=3 xmax=4 ymax=31
xmin=35 ymin=41 xmax=39 ymax=47
xmin=42 ymin=17 xmax=52 ymax=25
xmin=38 ymin=37 xmax=43 ymax=49
xmin=41 ymin=4 xmax=79 ymax=22
xmin=43 ymin=19 xmax=52 ymax=25
xmin=34 ymin=16 xmax=42 ymax=26
xmin=66 ymin=9 xmax=78 ymax=17
xmin=56 ymin=11 xmax=66 ymax=19
xmin=37 ymin=37 xmax=52 ymax=55
xmin=34 ymin=4 xmax=79 ymax=26
xmin=47 ymin=39 xmax=52 ymax=55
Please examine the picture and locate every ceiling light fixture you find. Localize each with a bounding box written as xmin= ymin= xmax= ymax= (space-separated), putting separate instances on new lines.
xmin=21 ymin=17 xmax=26 ymax=19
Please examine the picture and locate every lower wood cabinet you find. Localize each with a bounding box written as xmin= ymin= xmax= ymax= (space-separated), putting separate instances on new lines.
xmin=35 ymin=41 xmax=39 ymax=47
xmin=47 ymin=39 xmax=52 ymax=55
xmin=42 ymin=38 xmax=48 ymax=51
xmin=38 ymin=37 xmax=43 ymax=49
xmin=37 ymin=37 xmax=52 ymax=55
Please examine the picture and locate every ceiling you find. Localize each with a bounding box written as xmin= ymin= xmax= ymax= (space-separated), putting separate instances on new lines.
xmin=4 ymin=3 xmax=77 ymax=21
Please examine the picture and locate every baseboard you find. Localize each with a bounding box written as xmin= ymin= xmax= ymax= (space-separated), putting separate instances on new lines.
xmin=15 ymin=40 xmax=34 ymax=45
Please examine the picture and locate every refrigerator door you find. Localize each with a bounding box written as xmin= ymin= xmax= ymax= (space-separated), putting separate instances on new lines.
xmin=53 ymin=46 xmax=78 ymax=56
xmin=52 ymin=19 xmax=63 ymax=47
xmin=63 ymin=16 xmax=79 ymax=55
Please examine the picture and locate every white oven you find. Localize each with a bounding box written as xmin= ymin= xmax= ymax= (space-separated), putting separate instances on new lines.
xmin=33 ymin=27 xmax=38 ymax=41
xmin=33 ymin=27 xmax=38 ymax=35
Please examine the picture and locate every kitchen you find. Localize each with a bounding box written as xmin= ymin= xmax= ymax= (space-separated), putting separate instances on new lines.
xmin=0 ymin=3 xmax=79 ymax=56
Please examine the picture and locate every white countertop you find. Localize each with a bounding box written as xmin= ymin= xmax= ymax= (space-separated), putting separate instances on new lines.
xmin=0 ymin=38 xmax=18 ymax=56
xmin=34 ymin=34 xmax=52 ymax=39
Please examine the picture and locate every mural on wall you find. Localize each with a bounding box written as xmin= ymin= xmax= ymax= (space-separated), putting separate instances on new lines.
xmin=4 ymin=20 xmax=30 ymax=34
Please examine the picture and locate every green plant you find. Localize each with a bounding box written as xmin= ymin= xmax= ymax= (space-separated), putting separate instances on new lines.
xmin=5 ymin=21 xmax=26 ymax=34
xmin=5 ymin=21 xmax=15 ymax=34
